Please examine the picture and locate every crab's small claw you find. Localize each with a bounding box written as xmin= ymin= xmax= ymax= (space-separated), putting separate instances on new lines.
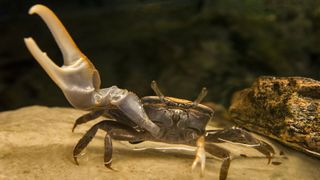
xmin=24 ymin=4 xmax=161 ymax=137
xmin=192 ymin=136 xmax=206 ymax=177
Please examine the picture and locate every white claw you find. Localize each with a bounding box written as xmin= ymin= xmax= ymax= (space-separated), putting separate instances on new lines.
xmin=24 ymin=4 xmax=101 ymax=109
xmin=192 ymin=136 xmax=206 ymax=177
xmin=24 ymin=37 xmax=64 ymax=88
xmin=28 ymin=4 xmax=84 ymax=65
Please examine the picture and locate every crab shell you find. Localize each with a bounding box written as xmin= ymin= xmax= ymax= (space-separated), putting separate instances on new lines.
xmin=142 ymin=96 xmax=214 ymax=137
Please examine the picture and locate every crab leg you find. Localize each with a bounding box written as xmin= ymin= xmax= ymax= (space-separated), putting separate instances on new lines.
xmin=205 ymin=127 xmax=262 ymax=145
xmin=24 ymin=4 xmax=161 ymax=137
xmin=205 ymin=143 xmax=231 ymax=180
xmin=205 ymin=127 xmax=275 ymax=162
xmin=104 ymin=133 xmax=114 ymax=169
xmin=72 ymin=109 xmax=106 ymax=132
xmin=73 ymin=120 xmax=144 ymax=167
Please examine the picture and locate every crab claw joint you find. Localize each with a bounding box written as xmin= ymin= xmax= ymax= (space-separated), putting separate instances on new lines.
xmin=24 ymin=4 xmax=161 ymax=137
xmin=108 ymin=89 xmax=162 ymax=137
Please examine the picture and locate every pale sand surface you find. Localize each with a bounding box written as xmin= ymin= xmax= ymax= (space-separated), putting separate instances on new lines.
xmin=0 ymin=106 xmax=319 ymax=180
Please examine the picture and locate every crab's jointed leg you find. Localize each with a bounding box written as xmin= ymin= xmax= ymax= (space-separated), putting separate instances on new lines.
xmin=205 ymin=143 xmax=231 ymax=180
xmin=205 ymin=127 xmax=275 ymax=161
xmin=73 ymin=120 xmax=146 ymax=168
xmin=72 ymin=109 xmax=106 ymax=132
xmin=24 ymin=4 xmax=161 ymax=137
xmin=203 ymin=127 xmax=276 ymax=180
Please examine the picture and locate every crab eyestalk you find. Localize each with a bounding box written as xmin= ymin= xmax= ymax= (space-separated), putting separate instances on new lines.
xmin=193 ymin=87 xmax=208 ymax=107
xmin=24 ymin=4 xmax=161 ymax=138
xmin=151 ymin=80 xmax=165 ymax=102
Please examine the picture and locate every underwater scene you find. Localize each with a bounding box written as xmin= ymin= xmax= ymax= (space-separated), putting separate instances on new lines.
xmin=0 ymin=1 xmax=319 ymax=179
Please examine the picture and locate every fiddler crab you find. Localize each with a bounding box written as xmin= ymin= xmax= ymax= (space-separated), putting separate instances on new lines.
xmin=24 ymin=4 xmax=275 ymax=180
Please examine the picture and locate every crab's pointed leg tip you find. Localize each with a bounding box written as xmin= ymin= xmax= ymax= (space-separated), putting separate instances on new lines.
xmin=105 ymin=164 xmax=118 ymax=171
xmin=71 ymin=125 xmax=76 ymax=133
xmin=73 ymin=157 xmax=79 ymax=166
xmin=267 ymin=156 xmax=272 ymax=165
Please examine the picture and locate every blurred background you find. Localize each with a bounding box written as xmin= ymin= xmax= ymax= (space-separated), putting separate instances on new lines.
xmin=0 ymin=0 xmax=320 ymax=111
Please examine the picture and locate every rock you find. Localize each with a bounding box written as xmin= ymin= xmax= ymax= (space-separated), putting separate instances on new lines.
xmin=1 ymin=106 xmax=320 ymax=179
xmin=229 ymin=76 xmax=320 ymax=158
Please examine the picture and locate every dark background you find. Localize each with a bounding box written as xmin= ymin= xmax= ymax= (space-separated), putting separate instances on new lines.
xmin=1 ymin=0 xmax=320 ymax=111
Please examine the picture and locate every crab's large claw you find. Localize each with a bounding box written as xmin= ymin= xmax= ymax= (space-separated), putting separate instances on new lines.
xmin=24 ymin=4 xmax=100 ymax=109
xmin=24 ymin=4 xmax=161 ymax=137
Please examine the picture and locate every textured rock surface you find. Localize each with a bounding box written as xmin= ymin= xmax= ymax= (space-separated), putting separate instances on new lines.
xmin=1 ymin=106 xmax=320 ymax=179
xmin=229 ymin=76 xmax=320 ymax=158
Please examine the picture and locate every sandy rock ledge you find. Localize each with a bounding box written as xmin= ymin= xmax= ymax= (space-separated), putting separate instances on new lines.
xmin=0 ymin=106 xmax=319 ymax=180
xmin=229 ymin=76 xmax=320 ymax=158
